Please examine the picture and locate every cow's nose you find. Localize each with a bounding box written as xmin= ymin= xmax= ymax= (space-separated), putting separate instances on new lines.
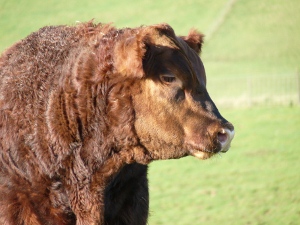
xmin=218 ymin=128 xmax=235 ymax=153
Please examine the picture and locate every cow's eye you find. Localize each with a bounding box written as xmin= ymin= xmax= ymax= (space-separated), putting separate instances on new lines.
xmin=161 ymin=74 xmax=176 ymax=83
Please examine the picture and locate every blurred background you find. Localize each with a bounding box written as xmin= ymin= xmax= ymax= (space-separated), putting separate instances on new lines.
xmin=1 ymin=0 xmax=299 ymax=224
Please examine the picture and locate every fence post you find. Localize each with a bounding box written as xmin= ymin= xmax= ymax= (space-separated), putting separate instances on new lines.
xmin=247 ymin=77 xmax=252 ymax=106
xmin=297 ymin=69 xmax=300 ymax=105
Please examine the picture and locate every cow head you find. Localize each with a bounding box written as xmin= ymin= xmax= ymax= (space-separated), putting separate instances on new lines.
xmin=114 ymin=24 xmax=234 ymax=160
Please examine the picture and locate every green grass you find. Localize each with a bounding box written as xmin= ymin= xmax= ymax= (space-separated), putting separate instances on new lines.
xmin=1 ymin=1 xmax=300 ymax=224
xmin=149 ymin=106 xmax=300 ymax=225
xmin=202 ymin=0 xmax=300 ymax=77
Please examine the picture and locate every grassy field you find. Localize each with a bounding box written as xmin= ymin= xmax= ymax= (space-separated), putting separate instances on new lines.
xmin=1 ymin=0 xmax=300 ymax=224
xmin=202 ymin=0 xmax=300 ymax=78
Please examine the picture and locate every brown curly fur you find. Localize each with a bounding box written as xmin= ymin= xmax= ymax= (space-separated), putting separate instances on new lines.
xmin=0 ymin=21 xmax=233 ymax=225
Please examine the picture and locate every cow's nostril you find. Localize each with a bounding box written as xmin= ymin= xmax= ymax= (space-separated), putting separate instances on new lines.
xmin=217 ymin=130 xmax=228 ymax=144
xmin=218 ymin=128 xmax=235 ymax=153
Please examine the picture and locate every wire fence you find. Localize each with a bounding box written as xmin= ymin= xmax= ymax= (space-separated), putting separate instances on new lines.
xmin=207 ymin=72 xmax=300 ymax=108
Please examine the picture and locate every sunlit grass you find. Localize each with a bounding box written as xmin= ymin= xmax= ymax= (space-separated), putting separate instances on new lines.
xmin=202 ymin=0 xmax=300 ymax=77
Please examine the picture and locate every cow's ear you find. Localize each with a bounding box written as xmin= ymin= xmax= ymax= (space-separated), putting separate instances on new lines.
xmin=113 ymin=24 xmax=177 ymax=79
xmin=180 ymin=29 xmax=204 ymax=54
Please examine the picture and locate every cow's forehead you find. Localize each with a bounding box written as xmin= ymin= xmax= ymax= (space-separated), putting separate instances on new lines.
xmin=174 ymin=38 xmax=207 ymax=87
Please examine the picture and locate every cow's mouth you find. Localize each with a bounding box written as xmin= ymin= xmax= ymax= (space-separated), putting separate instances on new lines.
xmin=189 ymin=149 xmax=215 ymax=160
xmin=183 ymin=131 xmax=220 ymax=159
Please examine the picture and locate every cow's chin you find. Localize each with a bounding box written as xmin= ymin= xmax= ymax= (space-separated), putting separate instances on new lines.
xmin=189 ymin=150 xmax=215 ymax=160
xmin=184 ymin=141 xmax=220 ymax=160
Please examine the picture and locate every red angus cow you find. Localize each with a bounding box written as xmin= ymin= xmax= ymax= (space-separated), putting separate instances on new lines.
xmin=0 ymin=22 xmax=234 ymax=225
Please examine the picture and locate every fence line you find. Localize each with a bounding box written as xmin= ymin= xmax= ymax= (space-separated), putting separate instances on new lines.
xmin=207 ymin=73 xmax=300 ymax=107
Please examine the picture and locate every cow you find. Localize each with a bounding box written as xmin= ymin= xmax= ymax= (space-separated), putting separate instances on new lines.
xmin=0 ymin=21 xmax=234 ymax=225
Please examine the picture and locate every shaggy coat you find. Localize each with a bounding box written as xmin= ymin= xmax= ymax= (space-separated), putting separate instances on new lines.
xmin=0 ymin=22 xmax=234 ymax=225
